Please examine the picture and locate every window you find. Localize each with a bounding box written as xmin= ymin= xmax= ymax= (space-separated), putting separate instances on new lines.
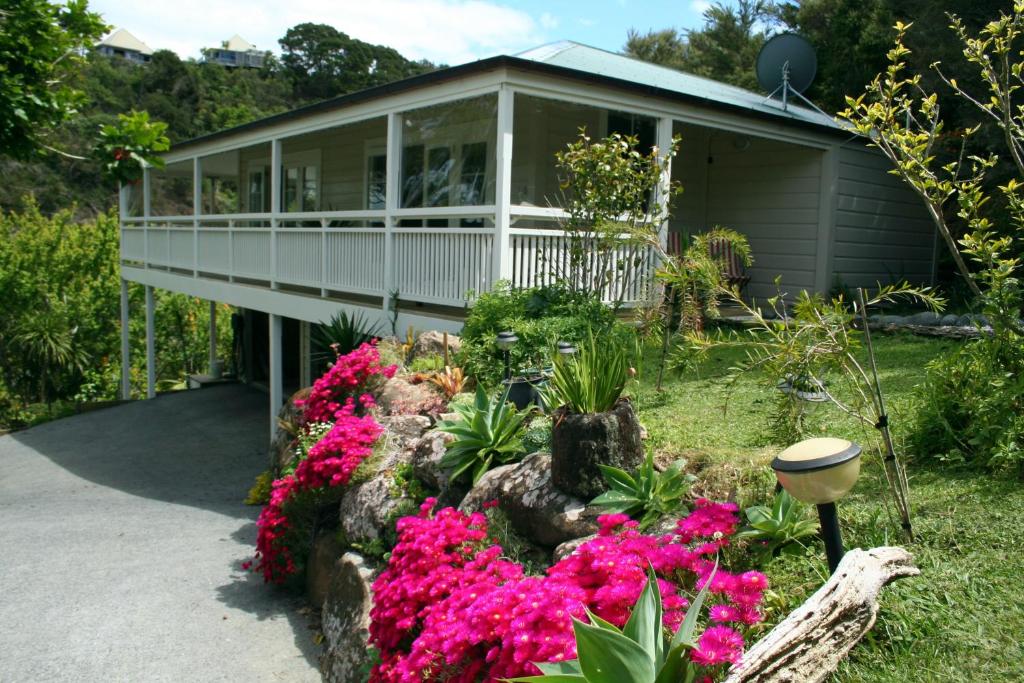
xmin=283 ymin=163 xmax=319 ymax=212
xmin=366 ymin=153 xmax=386 ymax=211
xmin=399 ymin=141 xmax=487 ymax=226
xmin=248 ymin=166 xmax=268 ymax=212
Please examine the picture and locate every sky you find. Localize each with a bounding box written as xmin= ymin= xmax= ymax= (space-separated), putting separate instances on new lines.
xmin=90 ymin=0 xmax=716 ymax=66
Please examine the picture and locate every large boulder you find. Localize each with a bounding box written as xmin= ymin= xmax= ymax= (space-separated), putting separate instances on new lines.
xmin=337 ymin=415 xmax=430 ymax=545
xmin=491 ymin=452 xmax=601 ymax=548
xmin=551 ymin=399 xmax=644 ymax=500
xmin=376 ymin=376 xmax=446 ymax=417
xmin=269 ymin=387 xmax=311 ymax=475
xmin=307 ymin=532 xmax=346 ymax=609
xmin=412 ymin=430 xmax=470 ymax=506
xmin=458 ymin=463 xmax=518 ymax=513
xmin=321 ymin=552 xmax=376 ymax=683
xmin=410 ymin=330 xmax=462 ymax=361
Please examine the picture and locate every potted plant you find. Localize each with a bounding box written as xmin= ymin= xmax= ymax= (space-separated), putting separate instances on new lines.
xmin=543 ymin=329 xmax=643 ymax=499
xmin=495 ymin=330 xmax=549 ymax=410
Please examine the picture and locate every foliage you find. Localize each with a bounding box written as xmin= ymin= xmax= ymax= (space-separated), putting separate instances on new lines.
xmin=554 ymin=131 xmax=680 ymax=308
xmin=0 ymin=0 xmax=107 ymax=160
xmin=408 ymin=354 xmax=444 ymax=373
xmin=838 ymin=7 xmax=1024 ymax=468
xmin=521 ymin=417 xmax=553 ymax=454
xmin=435 ymin=386 xmax=532 ymax=485
xmin=625 ymin=1 xmax=777 ymax=91
xmin=368 ymin=501 xmax=765 ymax=682
xmin=94 ymin=110 xmax=170 ymax=185
xmin=511 ymin=563 xmax=724 ymax=683
xmin=543 ymin=328 xmax=638 ymax=414
xmin=591 ymin=450 xmax=695 ymax=530
xmin=311 ymin=310 xmax=383 ymax=374
xmin=245 ymin=470 xmax=275 ymax=506
xmin=735 ymin=489 xmax=819 ymax=559
xmin=459 ymin=282 xmax=617 ymax=388
xmin=425 ymin=365 xmax=468 ymax=400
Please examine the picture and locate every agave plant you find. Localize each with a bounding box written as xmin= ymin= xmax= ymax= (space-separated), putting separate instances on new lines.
xmin=427 ymin=365 xmax=468 ymax=399
xmin=735 ymin=489 xmax=819 ymax=558
xmin=511 ymin=563 xmax=717 ymax=683
xmin=311 ymin=310 xmax=382 ymax=369
xmin=435 ymin=385 xmax=532 ymax=484
xmin=590 ymin=450 xmax=695 ymax=530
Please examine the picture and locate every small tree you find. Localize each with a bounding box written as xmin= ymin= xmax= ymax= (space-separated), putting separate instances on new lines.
xmin=554 ymin=130 xmax=679 ymax=309
xmin=95 ymin=110 xmax=170 ymax=186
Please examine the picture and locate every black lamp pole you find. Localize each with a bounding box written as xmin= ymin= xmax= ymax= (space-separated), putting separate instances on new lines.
xmin=816 ymin=502 xmax=845 ymax=573
xmin=503 ymin=350 xmax=512 ymax=382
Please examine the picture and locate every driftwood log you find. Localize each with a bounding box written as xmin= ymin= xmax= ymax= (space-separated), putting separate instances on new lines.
xmin=725 ymin=546 xmax=919 ymax=683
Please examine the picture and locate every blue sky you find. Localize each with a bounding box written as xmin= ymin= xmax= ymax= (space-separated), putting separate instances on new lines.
xmin=90 ymin=0 xmax=716 ymax=66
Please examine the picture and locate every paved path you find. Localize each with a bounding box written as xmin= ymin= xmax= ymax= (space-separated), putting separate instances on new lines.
xmin=0 ymin=386 xmax=320 ymax=683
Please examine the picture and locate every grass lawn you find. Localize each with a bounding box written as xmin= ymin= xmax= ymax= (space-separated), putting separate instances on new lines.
xmin=634 ymin=330 xmax=1024 ymax=682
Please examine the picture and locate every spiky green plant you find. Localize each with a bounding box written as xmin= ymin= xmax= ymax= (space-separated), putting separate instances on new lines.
xmin=543 ymin=329 xmax=637 ymax=414
xmin=590 ymin=451 xmax=695 ymax=529
xmin=435 ymin=385 xmax=532 ymax=484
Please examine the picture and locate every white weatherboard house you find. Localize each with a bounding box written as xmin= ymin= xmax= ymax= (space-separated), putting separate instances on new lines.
xmin=118 ymin=41 xmax=936 ymax=434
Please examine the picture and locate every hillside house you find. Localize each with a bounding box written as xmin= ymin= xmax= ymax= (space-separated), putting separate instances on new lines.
xmin=96 ymin=28 xmax=153 ymax=64
xmin=204 ymin=35 xmax=267 ymax=69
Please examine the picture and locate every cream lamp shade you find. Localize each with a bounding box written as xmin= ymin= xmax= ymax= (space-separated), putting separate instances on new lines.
xmin=771 ymin=437 xmax=862 ymax=505
xmin=496 ymin=331 xmax=518 ymax=351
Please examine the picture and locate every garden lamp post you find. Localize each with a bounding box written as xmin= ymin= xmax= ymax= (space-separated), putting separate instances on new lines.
xmin=556 ymin=341 xmax=577 ymax=359
xmin=771 ymin=437 xmax=862 ymax=574
xmin=496 ymin=331 xmax=518 ymax=382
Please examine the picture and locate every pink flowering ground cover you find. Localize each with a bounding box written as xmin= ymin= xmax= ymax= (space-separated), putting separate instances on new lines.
xmin=245 ymin=343 xmax=396 ymax=583
xmin=369 ymin=498 xmax=767 ymax=682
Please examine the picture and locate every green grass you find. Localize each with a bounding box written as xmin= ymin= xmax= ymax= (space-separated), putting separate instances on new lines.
xmin=634 ymin=331 xmax=1024 ymax=682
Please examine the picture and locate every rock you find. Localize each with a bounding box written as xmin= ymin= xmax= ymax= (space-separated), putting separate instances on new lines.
xmin=378 ymin=414 xmax=432 ymax=448
xmin=551 ymin=399 xmax=644 ymax=500
xmin=552 ymin=535 xmax=596 ymax=563
xmin=376 ymin=376 xmax=446 ymax=417
xmin=411 ymin=430 xmax=456 ymax=490
xmin=956 ymin=314 xmax=974 ymax=327
xmin=459 ymin=464 xmax=518 ymax=513
xmin=906 ymin=311 xmax=941 ymax=326
xmin=307 ymin=532 xmax=346 ymax=609
xmin=878 ymin=315 xmax=905 ymax=325
xmin=410 ymin=330 xmax=462 ymax=361
xmin=269 ymin=387 xmax=311 ymax=475
xmin=321 ymin=552 xmax=376 ymax=683
xmin=493 ymin=453 xmax=601 ymax=547
xmin=940 ymin=313 xmax=961 ymax=327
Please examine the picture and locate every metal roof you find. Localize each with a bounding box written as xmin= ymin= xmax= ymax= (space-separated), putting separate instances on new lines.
xmin=517 ymin=41 xmax=837 ymax=130
xmin=97 ymin=28 xmax=154 ymax=55
xmin=170 ymin=40 xmax=840 ymax=153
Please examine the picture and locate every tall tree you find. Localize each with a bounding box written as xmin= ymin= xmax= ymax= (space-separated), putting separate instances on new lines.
xmin=0 ymin=0 xmax=106 ymax=160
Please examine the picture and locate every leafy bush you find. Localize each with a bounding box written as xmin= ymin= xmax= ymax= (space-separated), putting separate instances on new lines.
xmin=435 ymin=385 xmax=532 ymax=484
xmin=544 ymin=328 xmax=638 ymax=414
xmin=735 ymin=489 xmax=819 ymax=559
xmin=407 ymin=354 xmax=444 ymax=373
xmin=590 ymin=451 xmax=695 ymax=529
xmin=459 ymin=281 xmax=617 ymax=388
xmin=311 ymin=310 xmax=383 ymax=375
xmin=510 ymin=564 xmax=722 ymax=683
xmin=424 ymin=365 xmax=468 ymax=399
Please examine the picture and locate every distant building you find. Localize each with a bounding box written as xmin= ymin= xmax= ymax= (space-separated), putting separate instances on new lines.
xmin=96 ymin=28 xmax=153 ymax=64
xmin=204 ymin=35 xmax=266 ymax=68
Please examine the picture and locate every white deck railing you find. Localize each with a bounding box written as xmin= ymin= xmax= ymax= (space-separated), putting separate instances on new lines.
xmin=120 ymin=208 xmax=655 ymax=309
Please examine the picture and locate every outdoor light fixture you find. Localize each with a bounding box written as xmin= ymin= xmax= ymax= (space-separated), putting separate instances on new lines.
xmin=556 ymin=341 xmax=577 ymax=358
xmin=772 ymin=437 xmax=862 ymax=573
xmin=496 ymin=331 xmax=518 ymax=381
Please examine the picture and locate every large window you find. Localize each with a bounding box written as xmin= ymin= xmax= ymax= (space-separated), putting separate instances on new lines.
xmin=149 ymin=159 xmax=194 ymax=216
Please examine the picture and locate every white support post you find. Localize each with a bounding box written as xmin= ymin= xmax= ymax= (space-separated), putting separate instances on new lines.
xmin=270 ymin=139 xmax=282 ymax=289
xmin=144 ymin=285 xmax=156 ymax=399
xmin=492 ymin=86 xmax=515 ymax=285
xmin=118 ymin=182 xmax=128 ymax=219
xmin=383 ymin=111 xmax=401 ymax=313
xmin=193 ymin=156 xmax=202 ymax=276
xmin=120 ymin=278 xmax=131 ymax=400
xmin=208 ymin=300 xmax=218 ymax=375
xmin=142 ymin=166 xmax=152 ymax=223
xmin=655 ymin=116 xmax=675 ymax=253
xmin=269 ymin=313 xmax=283 ymax=441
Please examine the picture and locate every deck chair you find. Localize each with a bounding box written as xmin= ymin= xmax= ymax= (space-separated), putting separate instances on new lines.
xmin=708 ymin=237 xmax=751 ymax=294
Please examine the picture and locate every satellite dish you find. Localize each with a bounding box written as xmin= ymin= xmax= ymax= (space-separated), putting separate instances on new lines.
xmin=756 ymin=33 xmax=817 ymax=110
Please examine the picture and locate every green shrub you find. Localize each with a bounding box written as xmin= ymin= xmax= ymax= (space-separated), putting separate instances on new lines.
xmin=408 ymin=354 xmax=444 ymax=373
xmin=435 ymin=385 xmax=532 ymax=484
xmin=458 ymin=281 xmax=617 ymax=388
xmin=735 ymin=489 xmax=819 ymax=559
xmin=590 ymin=450 xmax=695 ymax=529
xmin=311 ymin=310 xmax=382 ymax=374
xmin=544 ymin=328 xmax=638 ymax=414
xmin=909 ymin=339 xmax=1024 ymax=472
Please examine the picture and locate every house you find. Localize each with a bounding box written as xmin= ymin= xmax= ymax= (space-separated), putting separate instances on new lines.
xmin=96 ymin=28 xmax=154 ymax=64
xmin=118 ymin=41 xmax=936 ymax=434
xmin=204 ymin=35 xmax=266 ymax=69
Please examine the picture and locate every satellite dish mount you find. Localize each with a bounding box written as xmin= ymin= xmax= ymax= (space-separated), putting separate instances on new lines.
xmin=756 ymin=33 xmax=828 ymax=117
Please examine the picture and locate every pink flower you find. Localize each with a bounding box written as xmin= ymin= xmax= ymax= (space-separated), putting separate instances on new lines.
xmin=692 ymin=625 xmax=744 ymax=667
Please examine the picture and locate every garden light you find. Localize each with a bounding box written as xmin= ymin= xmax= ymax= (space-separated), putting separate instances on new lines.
xmin=772 ymin=437 xmax=862 ymax=573
xmin=556 ymin=341 xmax=577 ymax=358
xmin=496 ymin=331 xmax=518 ymax=381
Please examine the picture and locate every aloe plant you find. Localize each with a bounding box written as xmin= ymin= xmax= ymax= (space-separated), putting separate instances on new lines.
xmin=735 ymin=489 xmax=819 ymax=557
xmin=590 ymin=451 xmax=695 ymax=529
xmin=436 ymin=385 xmax=532 ymax=484
xmin=510 ymin=564 xmax=717 ymax=683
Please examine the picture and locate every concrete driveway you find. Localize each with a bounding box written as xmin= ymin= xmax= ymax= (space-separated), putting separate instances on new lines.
xmin=0 ymin=385 xmax=320 ymax=683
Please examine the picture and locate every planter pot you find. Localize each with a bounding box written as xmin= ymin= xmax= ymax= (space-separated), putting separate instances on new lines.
xmin=550 ymin=398 xmax=644 ymax=499
xmin=503 ymin=375 xmax=547 ymax=411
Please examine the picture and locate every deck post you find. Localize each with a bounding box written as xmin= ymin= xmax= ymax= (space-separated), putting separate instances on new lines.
xmin=145 ymin=285 xmax=156 ymax=399
xmin=270 ymin=139 xmax=282 ymax=290
xmin=492 ymin=85 xmax=514 ymax=284
xmin=269 ymin=313 xmax=283 ymax=441
xmin=208 ymin=300 xmax=218 ymax=375
xmin=120 ymin=278 xmax=131 ymax=400
xmin=142 ymin=165 xmax=151 ymax=222
xmin=655 ymin=116 xmax=674 ymax=253
xmin=383 ymin=111 xmax=400 ymax=316
xmin=193 ymin=156 xmax=202 ymax=277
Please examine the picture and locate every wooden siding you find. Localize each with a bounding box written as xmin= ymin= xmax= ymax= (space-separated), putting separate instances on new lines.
xmin=833 ymin=144 xmax=935 ymax=288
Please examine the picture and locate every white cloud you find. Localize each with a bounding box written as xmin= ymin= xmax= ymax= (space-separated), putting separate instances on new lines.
xmin=689 ymin=0 xmax=712 ymax=14
xmin=539 ymin=12 xmax=559 ymax=30
xmin=90 ymin=0 xmax=544 ymax=65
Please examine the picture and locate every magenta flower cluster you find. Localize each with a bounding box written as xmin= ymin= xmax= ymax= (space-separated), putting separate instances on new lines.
xmin=246 ymin=343 xmax=394 ymax=583
xmin=368 ymin=498 xmax=767 ymax=682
